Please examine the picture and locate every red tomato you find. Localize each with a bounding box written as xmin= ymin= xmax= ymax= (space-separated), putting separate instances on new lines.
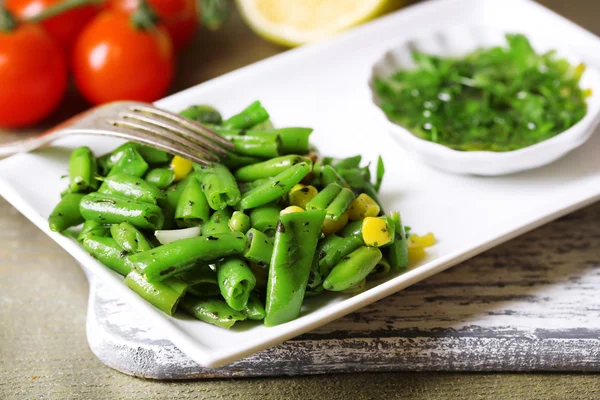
xmin=5 ymin=0 xmax=101 ymax=54
xmin=72 ymin=11 xmax=175 ymax=105
xmin=108 ymin=0 xmax=197 ymax=51
xmin=0 ymin=22 xmax=68 ymax=128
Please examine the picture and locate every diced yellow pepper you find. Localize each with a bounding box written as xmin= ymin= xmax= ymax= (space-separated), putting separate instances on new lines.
xmin=170 ymin=155 xmax=193 ymax=181
xmin=322 ymin=211 xmax=348 ymax=235
xmin=584 ymin=88 xmax=593 ymax=98
xmin=288 ymin=184 xmax=318 ymax=209
xmin=361 ymin=217 xmax=392 ymax=247
xmin=407 ymin=240 xmax=426 ymax=264
xmin=409 ymin=232 xmax=436 ymax=248
xmin=280 ymin=206 xmax=304 ymax=216
xmin=347 ymin=193 xmax=380 ymax=221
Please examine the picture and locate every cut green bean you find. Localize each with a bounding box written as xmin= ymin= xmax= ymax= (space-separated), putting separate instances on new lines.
xmin=330 ymin=155 xmax=362 ymax=170
xmin=338 ymin=168 xmax=383 ymax=212
xmin=180 ymin=296 xmax=247 ymax=329
xmin=249 ymin=202 xmax=281 ymax=234
xmin=242 ymin=292 xmax=266 ymax=320
xmin=230 ymin=136 xmax=280 ymax=158
xmin=97 ymin=153 xmax=112 ymax=176
xmin=221 ymin=151 xmax=263 ymax=169
xmin=175 ymin=177 xmax=210 ymax=227
xmin=239 ymin=178 xmax=271 ymax=194
xmin=385 ymin=212 xmax=409 ymax=270
xmin=69 ymin=146 xmax=98 ymax=193
xmin=326 ymin=187 xmax=355 ymax=221
xmin=216 ymin=257 xmax=256 ymax=311
xmin=195 ymin=163 xmax=241 ymax=210
xmin=305 ymin=183 xmax=342 ymax=211
xmin=145 ymin=168 xmax=176 ymax=189
xmin=212 ymin=127 xmax=312 ymax=155
xmin=264 ymin=209 xmax=326 ymax=326
xmin=234 ymin=155 xmax=312 ymax=182
xmin=243 ymin=228 xmax=274 ymax=266
xmin=128 ymin=232 xmax=246 ymax=282
xmin=201 ymin=208 xmax=233 ymax=235
xmin=98 ymin=173 xmax=166 ymax=205
xmin=77 ymin=220 xmax=109 ymax=242
xmin=180 ymin=105 xmax=223 ymax=125
xmin=239 ymin=162 xmax=311 ymax=210
xmin=222 ymin=101 xmax=269 ymax=129
xmin=49 ymin=193 xmax=85 ymax=232
xmin=108 ymin=144 xmax=149 ymax=178
xmin=125 ymin=270 xmax=187 ymax=315
xmin=323 ymin=246 xmax=382 ymax=291
xmin=110 ymin=222 xmax=152 ymax=253
xmin=137 ymin=145 xmax=172 ymax=165
xmin=321 ymin=165 xmax=347 ymax=187
xmin=228 ymin=211 xmax=250 ymax=233
xmin=79 ymin=192 xmax=164 ymax=230
xmin=83 ymin=236 xmax=132 ymax=276
xmin=315 ymin=234 xmax=363 ymax=277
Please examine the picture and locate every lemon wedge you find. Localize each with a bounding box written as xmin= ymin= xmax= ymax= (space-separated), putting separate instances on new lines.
xmin=236 ymin=0 xmax=404 ymax=47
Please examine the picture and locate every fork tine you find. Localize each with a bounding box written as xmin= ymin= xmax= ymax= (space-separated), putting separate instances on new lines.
xmin=121 ymin=112 xmax=230 ymax=158
xmin=130 ymin=104 xmax=235 ymax=150
xmin=107 ymin=120 xmax=216 ymax=165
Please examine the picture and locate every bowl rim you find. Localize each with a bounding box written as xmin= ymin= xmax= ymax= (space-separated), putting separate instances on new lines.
xmin=368 ymin=25 xmax=600 ymax=163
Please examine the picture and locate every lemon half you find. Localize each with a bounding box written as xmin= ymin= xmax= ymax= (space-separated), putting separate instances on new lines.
xmin=237 ymin=0 xmax=404 ymax=47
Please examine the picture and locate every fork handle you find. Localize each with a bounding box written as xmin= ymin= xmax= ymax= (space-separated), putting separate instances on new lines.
xmin=0 ymin=129 xmax=67 ymax=158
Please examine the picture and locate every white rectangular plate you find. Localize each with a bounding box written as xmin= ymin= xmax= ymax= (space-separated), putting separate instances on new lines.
xmin=1 ymin=0 xmax=600 ymax=368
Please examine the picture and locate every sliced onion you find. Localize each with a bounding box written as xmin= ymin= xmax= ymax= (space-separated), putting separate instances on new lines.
xmin=155 ymin=226 xmax=201 ymax=244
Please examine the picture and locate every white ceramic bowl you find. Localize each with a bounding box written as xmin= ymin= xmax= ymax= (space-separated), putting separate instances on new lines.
xmin=369 ymin=26 xmax=600 ymax=176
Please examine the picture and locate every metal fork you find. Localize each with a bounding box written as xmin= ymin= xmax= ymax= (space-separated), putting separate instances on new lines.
xmin=0 ymin=101 xmax=234 ymax=165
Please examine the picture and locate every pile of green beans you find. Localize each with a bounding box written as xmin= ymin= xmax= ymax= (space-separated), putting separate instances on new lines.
xmin=48 ymin=101 xmax=419 ymax=329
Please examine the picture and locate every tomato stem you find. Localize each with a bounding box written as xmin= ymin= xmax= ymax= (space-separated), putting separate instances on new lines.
xmin=0 ymin=8 xmax=18 ymax=33
xmin=131 ymin=0 xmax=159 ymax=31
xmin=28 ymin=0 xmax=103 ymax=23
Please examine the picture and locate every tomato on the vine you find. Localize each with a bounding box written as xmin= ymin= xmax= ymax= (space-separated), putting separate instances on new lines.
xmin=108 ymin=0 xmax=197 ymax=51
xmin=0 ymin=11 xmax=68 ymax=128
xmin=5 ymin=0 xmax=101 ymax=53
xmin=72 ymin=10 xmax=174 ymax=105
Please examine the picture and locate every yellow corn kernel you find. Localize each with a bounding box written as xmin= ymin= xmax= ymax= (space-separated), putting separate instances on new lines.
xmin=361 ymin=217 xmax=392 ymax=247
xmin=170 ymin=155 xmax=193 ymax=181
xmin=322 ymin=211 xmax=349 ymax=235
xmin=409 ymin=232 xmax=436 ymax=248
xmin=288 ymin=184 xmax=318 ymax=208
xmin=280 ymin=206 xmax=304 ymax=216
xmin=347 ymin=193 xmax=380 ymax=221
xmin=584 ymin=88 xmax=593 ymax=97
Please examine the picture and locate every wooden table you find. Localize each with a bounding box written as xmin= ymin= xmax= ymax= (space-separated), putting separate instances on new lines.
xmin=3 ymin=0 xmax=600 ymax=398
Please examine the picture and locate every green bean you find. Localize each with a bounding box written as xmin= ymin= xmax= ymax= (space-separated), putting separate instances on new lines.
xmin=251 ymin=119 xmax=274 ymax=130
xmin=239 ymin=162 xmax=311 ymax=210
xmin=222 ymin=101 xmax=269 ymax=129
xmin=326 ymin=187 xmax=355 ymax=221
xmin=180 ymin=105 xmax=223 ymax=125
xmin=239 ymin=178 xmax=271 ymax=194
xmin=145 ymin=168 xmax=176 ymax=189
xmin=129 ymin=232 xmax=246 ymax=282
xmin=108 ymin=144 xmax=149 ymax=178
xmin=330 ymin=155 xmax=362 ymax=170
xmin=79 ymin=192 xmax=164 ymax=230
xmin=323 ymin=246 xmax=382 ymax=291
xmin=264 ymin=209 xmax=326 ymax=326
xmin=243 ymin=228 xmax=274 ymax=266
xmin=221 ymin=151 xmax=264 ymax=169
xmin=97 ymin=153 xmax=112 ymax=177
xmin=69 ymin=146 xmax=98 ymax=193
xmin=216 ymin=257 xmax=256 ymax=311
xmin=338 ymin=168 xmax=383 ymax=212
xmin=234 ymin=155 xmax=312 ymax=182
xmin=230 ymin=136 xmax=280 ymax=158
xmin=175 ymin=178 xmax=210 ymax=227
xmin=385 ymin=212 xmax=409 ymax=270
xmin=49 ymin=193 xmax=85 ymax=232
xmin=242 ymin=292 xmax=266 ymax=320
xmin=125 ymin=271 xmax=187 ymax=315
xmin=195 ymin=163 xmax=241 ymax=210
xmin=340 ymin=220 xmax=362 ymax=238
xmin=137 ymin=145 xmax=172 ymax=165
xmin=201 ymin=208 xmax=233 ymax=235
xmin=212 ymin=127 xmax=312 ymax=155
xmin=315 ymin=234 xmax=363 ymax=277
xmin=249 ymin=202 xmax=281 ymax=235
xmin=321 ymin=165 xmax=348 ymax=187
xmin=162 ymin=175 xmax=194 ymax=230
xmin=228 ymin=211 xmax=250 ymax=233
xmin=110 ymin=222 xmax=152 ymax=253
xmin=368 ymin=257 xmax=391 ymax=280
xmin=305 ymin=183 xmax=342 ymax=211
xmin=77 ymin=220 xmax=109 ymax=242
xmin=179 ymin=296 xmax=247 ymax=329
xmin=83 ymin=236 xmax=132 ymax=276
xmin=98 ymin=173 xmax=166 ymax=205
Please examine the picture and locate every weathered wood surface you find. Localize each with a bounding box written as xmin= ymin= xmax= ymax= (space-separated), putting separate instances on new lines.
xmin=88 ymin=204 xmax=600 ymax=378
